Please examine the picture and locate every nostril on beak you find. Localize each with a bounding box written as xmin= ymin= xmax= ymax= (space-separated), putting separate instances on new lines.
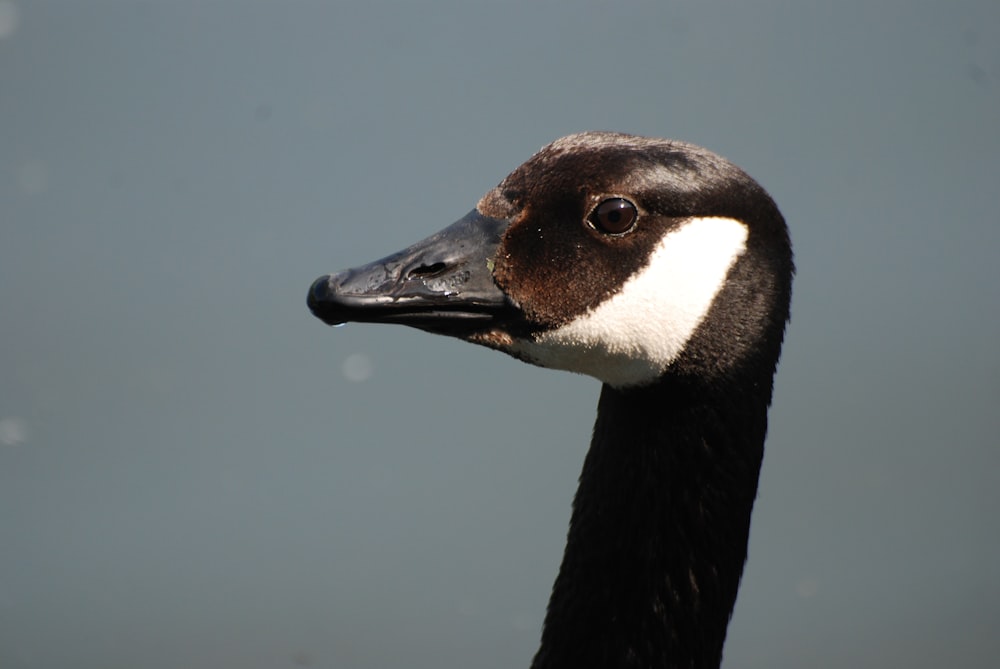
xmin=407 ymin=262 xmax=447 ymax=279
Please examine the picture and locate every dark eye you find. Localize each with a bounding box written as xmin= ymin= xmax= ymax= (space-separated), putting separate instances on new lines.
xmin=589 ymin=198 xmax=638 ymax=234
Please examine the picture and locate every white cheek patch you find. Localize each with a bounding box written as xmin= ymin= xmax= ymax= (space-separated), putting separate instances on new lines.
xmin=508 ymin=217 xmax=748 ymax=387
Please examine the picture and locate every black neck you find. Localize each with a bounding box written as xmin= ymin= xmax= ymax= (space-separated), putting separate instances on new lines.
xmin=531 ymin=374 xmax=772 ymax=669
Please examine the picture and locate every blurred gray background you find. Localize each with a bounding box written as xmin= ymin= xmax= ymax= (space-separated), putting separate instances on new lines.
xmin=2 ymin=1 xmax=998 ymax=667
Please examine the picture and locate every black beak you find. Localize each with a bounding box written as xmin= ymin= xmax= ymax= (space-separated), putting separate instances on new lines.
xmin=308 ymin=210 xmax=519 ymax=338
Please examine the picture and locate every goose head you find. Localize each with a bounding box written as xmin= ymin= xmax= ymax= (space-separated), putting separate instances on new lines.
xmin=308 ymin=131 xmax=791 ymax=389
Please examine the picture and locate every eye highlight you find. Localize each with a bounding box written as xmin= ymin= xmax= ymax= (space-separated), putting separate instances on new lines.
xmin=589 ymin=198 xmax=638 ymax=235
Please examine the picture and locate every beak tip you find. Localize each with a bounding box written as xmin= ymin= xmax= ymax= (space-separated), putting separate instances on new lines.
xmin=308 ymin=275 xmax=342 ymax=324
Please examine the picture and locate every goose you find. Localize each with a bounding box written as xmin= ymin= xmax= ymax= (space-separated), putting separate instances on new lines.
xmin=307 ymin=131 xmax=793 ymax=669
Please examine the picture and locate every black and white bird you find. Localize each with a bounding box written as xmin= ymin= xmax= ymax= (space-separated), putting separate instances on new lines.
xmin=308 ymin=131 xmax=793 ymax=669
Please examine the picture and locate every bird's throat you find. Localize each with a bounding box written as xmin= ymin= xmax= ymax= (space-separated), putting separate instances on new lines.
xmin=531 ymin=378 xmax=769 ymax=669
